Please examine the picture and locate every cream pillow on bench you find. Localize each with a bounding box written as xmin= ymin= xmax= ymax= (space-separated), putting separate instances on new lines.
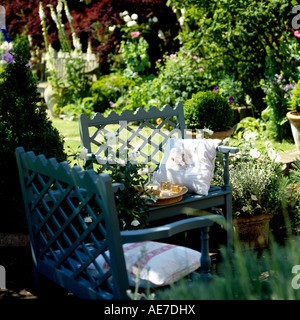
xmin=156 ymin=138 xmax=221 ymax=196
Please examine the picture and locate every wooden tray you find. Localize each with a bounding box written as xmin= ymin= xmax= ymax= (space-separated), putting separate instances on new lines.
xmin=145 ymin=185 xmax=188 ymax=206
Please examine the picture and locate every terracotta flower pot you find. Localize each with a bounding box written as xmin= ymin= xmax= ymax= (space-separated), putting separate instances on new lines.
xmin=210 ymin=127 xmax=234 ymax=140
xmin=185 ymin=127 xmax=234 ymax=140
xmin=287 ymin=111 xmax=300 ymax=150
xmin=234 ymin=214 xmax=273 ymax=249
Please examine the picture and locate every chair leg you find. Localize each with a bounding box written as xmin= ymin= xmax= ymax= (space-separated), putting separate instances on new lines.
xmin=200 ymin=226 xmax=211 ymax=278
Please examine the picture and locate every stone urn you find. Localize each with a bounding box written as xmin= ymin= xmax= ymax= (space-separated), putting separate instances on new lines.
xmin=287 ymin=111 xmax=300 ymax=150
xmin=234 ymin=214 xmax=273 ymax=249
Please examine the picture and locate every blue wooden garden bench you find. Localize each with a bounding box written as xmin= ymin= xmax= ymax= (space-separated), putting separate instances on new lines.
xmin=79 ymin=103 xmax=238 ymax=252
xmin=16 ymin=147 xmax=224 ymax=299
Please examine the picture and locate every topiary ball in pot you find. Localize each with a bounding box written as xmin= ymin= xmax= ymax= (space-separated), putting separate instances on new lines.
xmin=183 ymin=91 xmax=233 ymax=132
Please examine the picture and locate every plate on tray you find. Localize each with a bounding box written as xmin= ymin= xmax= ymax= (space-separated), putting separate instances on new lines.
xmin=144 ymin=185 xmax=188 ymax=206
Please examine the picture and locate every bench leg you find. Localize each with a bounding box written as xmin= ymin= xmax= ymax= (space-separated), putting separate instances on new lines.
xmin=200 ymin=226 xmax=211 ymax=277
xmin=224 ymin=193 xmax=233 ymax=255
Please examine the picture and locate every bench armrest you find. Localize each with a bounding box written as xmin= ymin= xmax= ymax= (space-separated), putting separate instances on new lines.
xmin=120 ymin=214 xmax=224 ymax=243
xmin=217 ymin=146 xmax=239 ymax=154
xmin=217 ymin=145 xmax=239 ymax=190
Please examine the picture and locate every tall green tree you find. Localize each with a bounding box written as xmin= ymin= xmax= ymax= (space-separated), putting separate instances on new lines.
xmin=168 ymin=0 xmax=294 ymax=112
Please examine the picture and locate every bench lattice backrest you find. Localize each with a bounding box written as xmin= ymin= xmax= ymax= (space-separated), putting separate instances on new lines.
xmin=79 ymin=103 xmax=186 ymax=170
xmin=16 ymin=147 xmax=129 ymax=299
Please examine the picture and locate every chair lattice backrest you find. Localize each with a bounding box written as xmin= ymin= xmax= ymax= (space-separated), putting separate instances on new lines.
xmin=15 ymin=147 xmax=129 ymax=299
xmin=79 ymin=103 xmax=186 ymax=170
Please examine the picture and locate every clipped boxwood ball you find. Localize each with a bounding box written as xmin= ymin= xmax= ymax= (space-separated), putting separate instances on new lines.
xmin=184 ymin=91 xmax=233 ymax=132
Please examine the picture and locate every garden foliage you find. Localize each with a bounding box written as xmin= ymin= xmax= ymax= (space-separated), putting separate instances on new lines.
xmin=0 ymin=36 xmax=66 ymax=232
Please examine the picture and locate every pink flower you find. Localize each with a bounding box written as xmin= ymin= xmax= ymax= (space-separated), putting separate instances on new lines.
xmin=199 ymin=68 xmax=204 ymax=72
xmin=130 ymin=31 xmax=140 ymax=38
xmin=192 ymin=55 xmax=197 ymax=59
xmin=294 ymin=30 xmax=300 ymax=38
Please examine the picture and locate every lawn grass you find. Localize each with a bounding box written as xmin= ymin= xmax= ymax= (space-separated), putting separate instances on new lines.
xmin=51 ymin=118 xmax=82 ymax=166
xmin=50 ymin=116 xmax=297 ymax=166
xmin=50 ymin=116 xmax=176 ymax=166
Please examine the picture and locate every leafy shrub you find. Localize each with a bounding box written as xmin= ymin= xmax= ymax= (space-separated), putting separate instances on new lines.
xmin=157 ymin=50 xmax=210 ymax=104
xmin=260 ymin=73 xmax=295 ymax=140
xmin=120 ymin=34 xmax=151 ymax=79
xmin=218 ymin=74 xmax=247 ymax=106
xmin=60 ymin=97 xmax=95 ymax=120
xmin=172 ymin=0 xmax=292 ymax=112
xmin=289 ymin=80 xmax=300 ymax=113
xmin=117 ymin=76 xmax=173 ymax=113
xmin=90 ymin=74 xmax=135 ymax=113
xmin=0 ymin=36 xmax=66 ymax=232
xmin=183 ymin=91 xmax=233 ymax=131
xmin=116 ymin=49 xmax=212 ymax=113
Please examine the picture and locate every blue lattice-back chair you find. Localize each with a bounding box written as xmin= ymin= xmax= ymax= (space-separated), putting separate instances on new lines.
xmin=16 ymin=147 xmax=223 ymax=299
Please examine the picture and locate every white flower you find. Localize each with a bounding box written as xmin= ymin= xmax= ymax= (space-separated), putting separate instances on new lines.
xmin=250 ymin=148 xmax=261 ymax=159
xmin=120 ymin=11 xmax=129 ymax=17
xmin=131 ymin=13 xmax=138 ymax=20
xmin=96 ymin=157 xmax=107 ymax=165
xmin=246 ymin=94 xmax=252 ymax=105
xmin=105 ymin=131 xmax=117 ymax=139
xmin=222 ymin=137 xmax=231 ymax=145
xmin=115 ymin=158 xmax=126 ymax=166
xmin=0 ymin=41 xmax=12 ymax=51
xmin=128 ymin=150 xmax=140 ymax=163
xmin=73 ymin=38 xmax=82 ymax=52
xmin=105 ymin=131 xmax=118 ymax=145
xmin=138 ymin=167 xmax=149 ymax=175
xmin=241 ymin=206 xmax=248 ymax=212
xmin=152 ymin=16 xmax=158 ymax=23
xmin=39 ymin=3 xmax=45 ymax=20
xmin=203 ymin=128 xmax=214 ymax=136
xmin=79 ymin=147 xmax=88 ymax=160
xmin=84 ymin=216 xmax=92 ymax=223
xmin=251 ymin=194 xmax=258 ymax=201
xmin=108 ymin=25 xmax=116 ymax=32
xmin=158 ymin=30 xmax=165 ymax=39
xmin=244 ymin=131 xmax=257 ymax=142
xmin=127 ymin=20 xmax=137 ymax=27
xmin=123 ymin=15 xmax=131 ymax=22
xmin=265 ymin=141 xmax=281 ymax=162
xmin=131 ymin=219 xmax=140 ymax=227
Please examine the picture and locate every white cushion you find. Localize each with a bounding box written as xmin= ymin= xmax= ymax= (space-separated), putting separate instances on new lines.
xmin=88 ymin=241 xmax=201 ymax=288
xmin=156 ymin=138 xmax=221 ymax=196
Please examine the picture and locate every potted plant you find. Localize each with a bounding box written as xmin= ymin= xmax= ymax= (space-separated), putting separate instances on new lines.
xmin=287 ymin=80 xmax=300 ymax=150
xmin=183 ymin=90 xmax=234 ymax=139
xmin=226 ymin=137 xmax=288 ymax=249
xmin=77 ymin=140 xmax=155 ymax=230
